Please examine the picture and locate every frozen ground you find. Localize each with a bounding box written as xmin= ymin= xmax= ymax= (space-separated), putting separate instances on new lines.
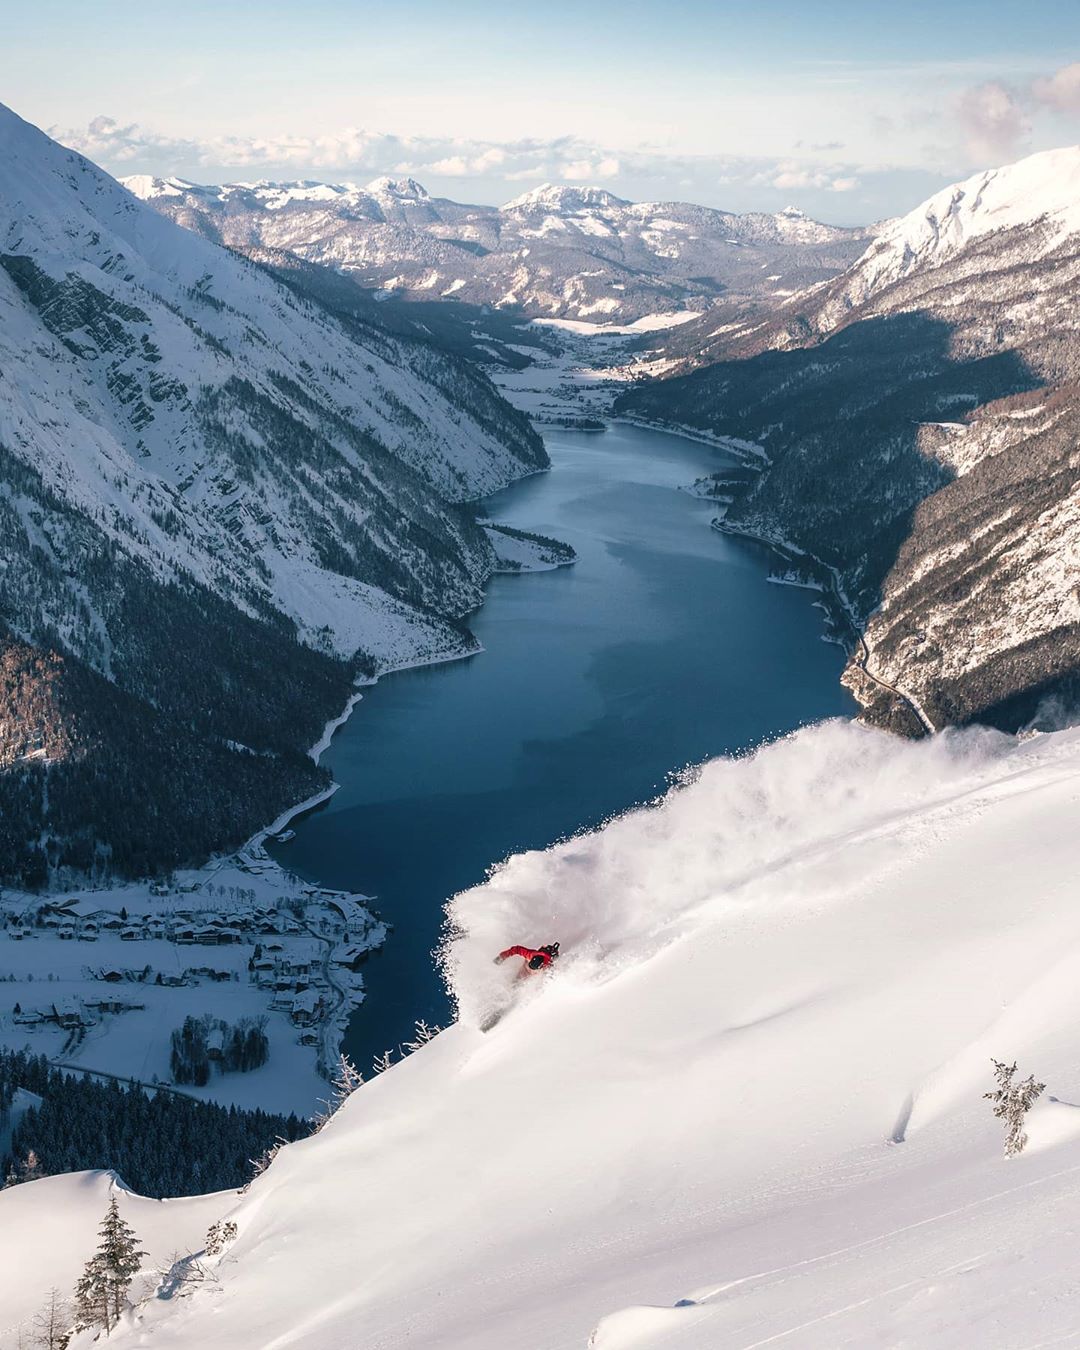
xmin=0 ymin=842 xmax=383 ymax=1116
xmin=6 ymin=718 xmax=1080 ymax=1347
xmin=488 ymin=313 xmax=697 ymax=424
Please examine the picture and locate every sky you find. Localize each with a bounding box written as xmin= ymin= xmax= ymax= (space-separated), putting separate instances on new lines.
xmin=6 ymin=0 xmax=1080 ymax=223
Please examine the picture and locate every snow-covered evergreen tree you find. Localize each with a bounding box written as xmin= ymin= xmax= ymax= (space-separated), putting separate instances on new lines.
xmin=73 ymin=1197 xmax=146 ymax=1335
xmin=984 ymin=1059 xmax=1046 ymax=1158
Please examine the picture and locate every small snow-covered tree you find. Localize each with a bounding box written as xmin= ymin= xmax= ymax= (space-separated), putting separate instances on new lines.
xmin=372 ymin=1048 xmax=395 ymax=1075
xmin=312 ymin=1054 xmax=364 ymax=1132
xmin=32 ymin=1287 xmax=71 ymax=1349
xmin=203 ymin=1220 xmax=238 ymax=1258
xmin=244 ymin=1138 xmax=288 ymax=1189
xmin=985 ymin=1059 xmax=1045 ymax=1157
xmin=74 ymin=1197 xmax=146 ymax=1335
xmin=403 ymin=1020 xmax=441 ymax=1053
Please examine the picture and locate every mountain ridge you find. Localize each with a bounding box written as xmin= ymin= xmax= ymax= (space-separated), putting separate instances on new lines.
xmin=617 ymin=142 xmax=1080 ymax=735
xmin=0 ymin=102 xmax=545 ymax=885
xmin=123 ymin=169 xmax=873 ymax=323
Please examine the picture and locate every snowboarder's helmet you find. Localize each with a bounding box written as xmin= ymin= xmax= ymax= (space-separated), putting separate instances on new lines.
xmin=542 ymin=942 xmax=560 ymax=957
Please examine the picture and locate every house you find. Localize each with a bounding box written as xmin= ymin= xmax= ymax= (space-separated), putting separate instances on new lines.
xmin=145 ymin=918 xmax=167 ymax=939
xmin=49 ymin=1000 xmax=84 ymax=1031
xmin=77 ymin=923 xmax=99 ymax=942
xmin=8 ymin=928 xmax=24 ymax=941
xmin=58 ymin=922 xmax=76 ymax=940
xmin=12 ymin=1009 xmax=42 ymax=1026
xmin=290 ymin=991 xmax=320 ymax=1026
xmin=175 ymin=927 xmax=197 ymax=945
xmin=205 ymin=1027 xmax=225 ymax=1061
xmin=332 ymin=943 xmax=367 ymax=968
xmin=298 ymin=1029 xmax=318 ymax=1047
xmin=87 ymin=995 xmax=140 ymax=1015
xmin=100 ymin=915 xmax=124 ymax=932
xmin=98 ymin=968 xmax=126 ymax=984
xmin=120 ymin=925 xmax=145 ymax=941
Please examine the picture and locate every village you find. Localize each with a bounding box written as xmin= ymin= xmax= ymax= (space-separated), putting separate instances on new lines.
xmin=0 ymin=842 xmax=387 ymax=1115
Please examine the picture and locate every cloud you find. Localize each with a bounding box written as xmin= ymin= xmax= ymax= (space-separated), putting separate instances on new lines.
xmin=762 ymin=161 xmax=861 ymax=193
xmin=49 ymin=113 xmax=878 ymax=215
xmin=955 ymin=81 xmax=1030 ymax=162
xmin=1032 ymin=62 xmax=1080 ymax=114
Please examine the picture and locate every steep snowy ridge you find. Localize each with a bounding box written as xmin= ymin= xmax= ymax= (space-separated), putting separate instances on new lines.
xmin=8 ymin=720 xmax=1080 ymax=1347
xmin=0 ymin=102 xmax=545 ymax=883
xmin=126 ymin=170 xmax=872 ymax=323
xmin=826 ymin=145 xmax=1080 ymax=315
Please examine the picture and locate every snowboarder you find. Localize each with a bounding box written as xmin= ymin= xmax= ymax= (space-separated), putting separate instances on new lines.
xmin=494 ymin=942 xmax=560 ymax=976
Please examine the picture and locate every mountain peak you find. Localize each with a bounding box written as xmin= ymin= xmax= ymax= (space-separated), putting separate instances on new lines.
xmin=120 ymin=174 xmax=195 ymax=201
xmin=364 ymin=175 xmax=430 ymax=200
xmin=501 ymin=183 xmax=630 ymax=213
xmin=852 ymin=142 xmax=1080 ymax=294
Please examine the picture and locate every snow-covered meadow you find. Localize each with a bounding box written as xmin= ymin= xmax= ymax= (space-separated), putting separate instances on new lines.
xmin=7 ymin=716 xmax=1080 ymax=1347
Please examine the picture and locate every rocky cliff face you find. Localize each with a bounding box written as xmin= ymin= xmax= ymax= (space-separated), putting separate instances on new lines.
xmin=0 ymin=103 xmax=545 ymax=886
xmin=124 ymin=174 xmax=872 ymax=324
xmin=617 ymin=148 xmax=1080 ymax=734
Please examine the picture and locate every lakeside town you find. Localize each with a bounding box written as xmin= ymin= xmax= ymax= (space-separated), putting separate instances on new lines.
xmin=0 ymin=838 xmax=386 ymax=1116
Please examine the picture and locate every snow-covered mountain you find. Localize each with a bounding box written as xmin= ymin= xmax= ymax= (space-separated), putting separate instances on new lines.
xmin=0 ymin=103 xmax=544 ymax=884
xmin=619 ymin=145 xmax=1080 ymax=735
xmin=7 ymin=717 xmax=1080 ymax=1348
xmin=123 ymin=171 xmax=872 ymax=323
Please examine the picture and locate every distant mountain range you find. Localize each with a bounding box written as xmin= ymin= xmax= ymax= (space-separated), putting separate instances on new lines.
xmin=0 ymin=103 xmax=544 ymax=886
xmin=619 ymin=146 xmax=1080 ymax=734
xmin=124 ymin=173 xmax=874 ymax=324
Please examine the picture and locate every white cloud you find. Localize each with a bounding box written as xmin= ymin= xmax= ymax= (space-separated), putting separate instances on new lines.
xmin=955 ymin=81 xmax=1030 ymax=163
xmin=48 ymin=113 xmax=890 ymax=217
xmin=1032 ymin=62 xmax=1080 ymax=114
xmin=763 ymin=161 xmax=860 ymax=193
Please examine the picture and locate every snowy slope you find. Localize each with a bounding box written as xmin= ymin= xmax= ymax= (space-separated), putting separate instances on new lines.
xmin=821 ymin=145 xmax=1080 ymax=317
xmin=11 ymin=719 xmax=1080 ymax=1347
xmin=0 ymin=101 xmax=544 ymax=667
xmin=0 ymin=1170 xmax=226 ymax=1347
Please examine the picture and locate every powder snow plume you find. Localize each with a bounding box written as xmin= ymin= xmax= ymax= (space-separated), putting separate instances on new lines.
xmin=440 ymin=717 xmax=1014 ymax=1026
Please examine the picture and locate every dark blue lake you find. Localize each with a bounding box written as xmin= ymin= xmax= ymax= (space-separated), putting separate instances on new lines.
xmin=270 ymin=423 xmax=853 ymax=1069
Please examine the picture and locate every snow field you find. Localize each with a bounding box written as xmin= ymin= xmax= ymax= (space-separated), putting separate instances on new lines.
xmin=6 ymin=717 xmax=1072 ymax=1347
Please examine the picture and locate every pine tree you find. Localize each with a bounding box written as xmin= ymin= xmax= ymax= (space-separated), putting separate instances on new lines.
xmin=985 ymin=1058 xmax=1046 ymax=1157
xmin=74 ymin=1197 xmax=147 ymax=1335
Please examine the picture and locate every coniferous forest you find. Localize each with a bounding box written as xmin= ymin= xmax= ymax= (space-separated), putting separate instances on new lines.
xmin=0 ymin=1050 xmax=308 ymax=1197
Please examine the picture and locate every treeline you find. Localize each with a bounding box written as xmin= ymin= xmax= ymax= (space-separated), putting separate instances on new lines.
xmin=170 ymin=1015 xmax=270 ymax=1086
xmin=0 ymin=1050 xmax=308 ymax=1198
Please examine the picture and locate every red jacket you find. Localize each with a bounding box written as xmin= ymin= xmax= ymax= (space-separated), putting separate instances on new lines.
xmin=497 ymin=945 xmax=554 ymax=972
